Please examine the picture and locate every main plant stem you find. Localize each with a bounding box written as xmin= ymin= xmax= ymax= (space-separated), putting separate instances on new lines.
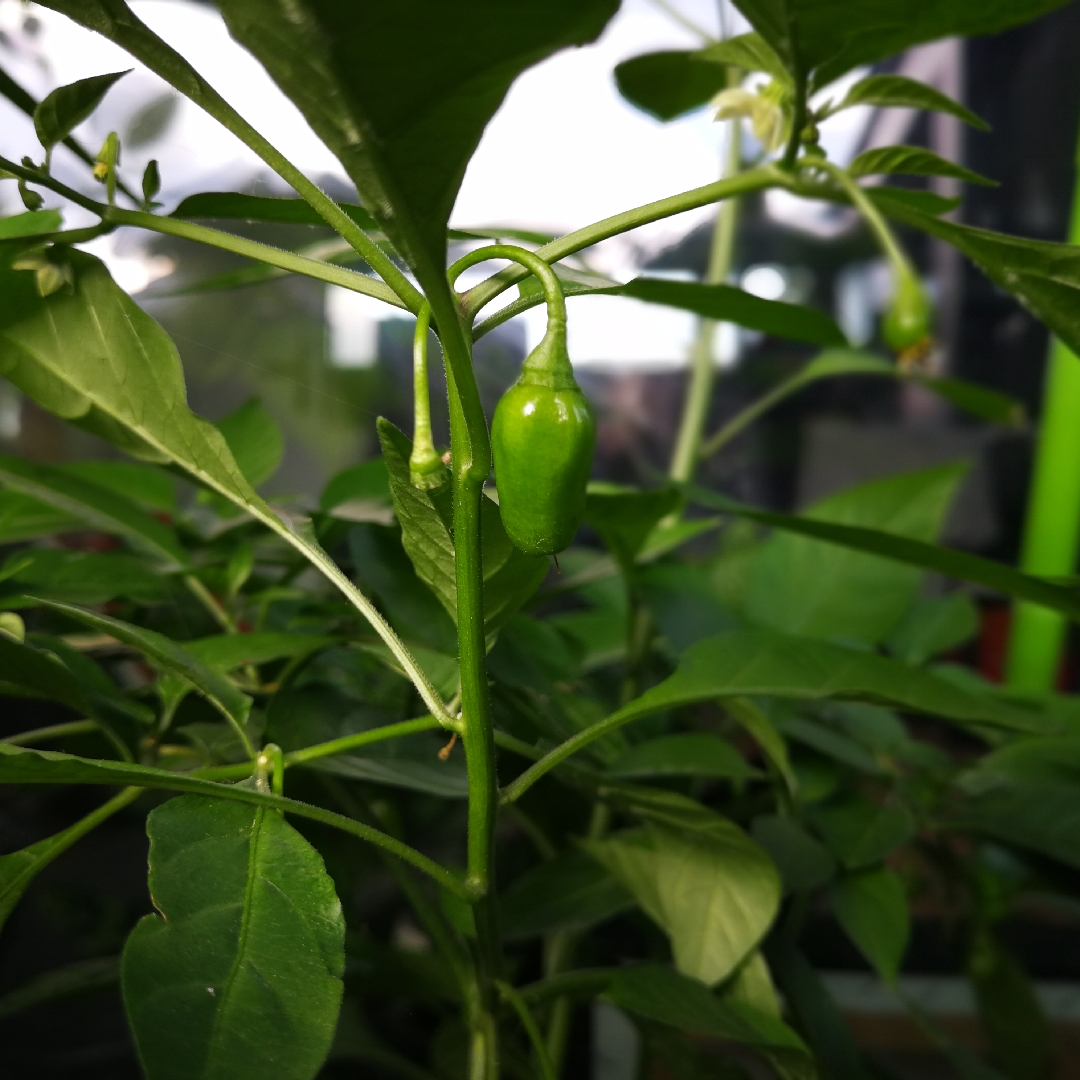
xmin=668 ymin=113 xmax=743 ymax=483
xmin=435 ymin=283 xmax=500 ymax=1078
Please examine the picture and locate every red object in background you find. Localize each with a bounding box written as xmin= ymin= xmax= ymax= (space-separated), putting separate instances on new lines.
xmin=978 ymin=605 xmax=1011 ymax=683
xmin=978 ymin=603 xmax=1074 ymax=690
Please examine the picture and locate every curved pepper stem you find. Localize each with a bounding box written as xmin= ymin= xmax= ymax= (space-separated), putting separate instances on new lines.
xmin=409 ymin=302 xmax=449 ymax=490
xmin=447 ymin=244 xmax=570 ymax=386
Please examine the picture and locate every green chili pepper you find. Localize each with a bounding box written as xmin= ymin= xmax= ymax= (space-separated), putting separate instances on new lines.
xmin=492 ymin=327 xmax=595 ymax=556
xmin=882 ymin=270 xmax=932 ymax=354
xmin=443 ymin=243 xmax=595 ymax=555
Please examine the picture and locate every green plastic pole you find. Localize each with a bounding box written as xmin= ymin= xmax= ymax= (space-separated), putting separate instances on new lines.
xmin=1005 ymin=132 xmax=1080 ymax=691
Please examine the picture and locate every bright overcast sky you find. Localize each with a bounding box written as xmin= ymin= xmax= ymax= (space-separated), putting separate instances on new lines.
xmin=0 ymin=0 xmax=872 ymax=366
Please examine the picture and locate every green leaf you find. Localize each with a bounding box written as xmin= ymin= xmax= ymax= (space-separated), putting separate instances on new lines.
xmin=172 ymin=192 xmax=377 ymax=231
xmin=732 ymin=0 xmax=1068 ymax=88
xmin=726 ymin=697 xmax=798 ymax=795
xmin=34 ymin=70 xmax=129 ymax=150
xmin=185 ymin=632 xmax=336 ymax=673
xmin=607 ymin=733 xmax=760 ymax=781
xmin=850 ymin=145 xmax=996 ymax=187
xmin=0 ymin=247 xmax=445 ymax=719
xmin=777 ymin=715 xmax=885 ymax=775
xmin=0 ymin=787 xmax=136 ymax=933
xmin=500 ymin=849 xmax=634 ymax=940
xmin=0 ymin=491 xmax=80 ymax=543
xmin=886 ymin=593 xmax=979 ymax=665
xmin=636 ymin=562 xmax=739 ymax=656
xmin=0 ymin=956 xmax=120 ymax=1019
xmin=871 ymin=186 xmax=962 ymax=217
xmin=0 ymin=632 xmax=94 ymax=713
xmin=584 ymin=817 xmax=780 ymax=986
xmin=969 ymin=929 xmax=1053 ymax=1080
xmin=606 ymin=279 xmax=847 ymax=347
xmin=745 ymin=462 xmax=966 ymax=645
xmin=319 ymin=459 xmax=391 ymax=514
xmin=35 ymin=600 xmax=253 ymax=750
xmin=615 ymin=35 xmax=788 ymax=122
xmin=375 ymin=420 xmax=457 ymax=617
xmin=212 ymin=0 xmax=618 ymax=290
xmin=832 ymin=867 xmax=909 ymax=983
xmin=0 ymin=209 xmax=63 ymax=240
xmin=378 ymin=419 xmax=547 ymax=636
xmin=584 ymin=484 xmax=681 ymax=568
xmin=2 ymin=549 xmax=169 ymax=606
xmin=616 ymin=629 xmax=1041 ymax=733
xmin=811 ymin=798 xmax=915 ymax=869
xmin=217 ymin=397 xmax=284 ymax=489
xmin=122 ymin=794 xmax=345 ymax=1080
xmin=605 ymin=963 xmax=807 ymax=1053
xmin=873 ymin=194 xmax=1080 ymax=364
xmin=834 ymin=74 xmax=989 ymax=130
xmin=615 ymin=50 xmax=730 ymax=122
xmin=61 ymin=460 xmax=177 ymax=513
xmin=0 ymin=453 xmax=187 ymax=568
xmin=751 ymin=815 xmax=836 ymax=894
xmin=917 ymin=376 xmax=1026 ymax=427
xmin=766 ymin=937 xmax=869 ymax=1080
xmin=309 ymin=739 xmax=468 ymax=798
xmin=954 ymin=737 xmax=1080 ymax=869
xmin=685 ymin=483 xmax=1080 ymax=622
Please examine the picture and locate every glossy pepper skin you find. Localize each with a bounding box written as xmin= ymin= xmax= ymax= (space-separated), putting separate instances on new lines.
xmin=492 ymin=328 xmax=595 ymax=556
xmin=882 ymin=272 xmax=932 ymax=353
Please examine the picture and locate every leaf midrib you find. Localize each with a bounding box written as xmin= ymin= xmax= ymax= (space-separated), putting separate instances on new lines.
xmin=204 ymin=806 xmax=264 ymax=1074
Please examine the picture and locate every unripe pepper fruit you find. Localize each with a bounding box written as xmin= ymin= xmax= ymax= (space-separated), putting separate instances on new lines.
xmin=492 ymin=319 xmax=595 ymax=556
xmin=882 ymin=270 xmax=932 ymax=354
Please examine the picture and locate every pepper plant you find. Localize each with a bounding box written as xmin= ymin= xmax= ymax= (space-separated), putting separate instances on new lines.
xmin=2 ymin=2 xmax=1080 ymax=1078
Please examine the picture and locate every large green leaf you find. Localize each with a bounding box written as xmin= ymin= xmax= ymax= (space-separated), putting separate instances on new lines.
xmin=686 ymin=484 xmax=1080 ymax=621
xmin=604 ymin=279 xmax=847 ymax=347
xmin=504 ymin=627 xmax=1043 ymax=803
xmin=616 ymin=35 xmax=789 ymax=121
xmin=172 ymin=192 xmax=377 ymax=230
xmin=766 ymin=938 xmax=869 ymax=1080
xmin=850 ymin=145 xmax=995 ymax=187
xmin=35 ymin=601 xmax=253 ymax=747
xmin=122 ymin=794 xmax=345 ymax=1080
xmin=732 ymin=0 xmax=1068 ymax=87
xmin=0 ymin=245 xmax=445 ymax=719
xmin=605 ymin=963 xmax=808 ymax=1053
xmin=0 ymin=632 xmax=95 ymax=713
xmin=615 ymin=50 xmax=731 ymax=122
xmin=584 ymin=485 xmax=681 ymax=569
xmin=212 ymin=0 xmax=618 ymax=286
xmin=745 ymin=463 xmax=966 ymax=644
xmin=810 ymin=797 xmax=915 ymax=867
xmin=584 ymin=816 xmax=780 ymax=986
xmin=377 ymin=419 xmax=547 ymax=636
xmin=0 ymin=787 xmax=136 ymax=933
xmin=833 ymin=74 xmax=988 ymax=130
xmin=968 ymin=930 xmax=1053 ymax=1080
xmin=621 ymin=629 xmax=1036 ymax=732
xmin=0 ymin=454 xmax=187 ymax=568
xmin=607 ymin=733 xmax=759 ymax=781
xmin=954 ymin=737 xmax=1080 ymax=869
xmin=0 ymin=210 xmax=64 ymax=240
xmin=61 ymin=460 xmax=177 ymax=513
xmin=500 ymin=849 xmax=634 ymax=940
xmin=3 ymin=549 xmax=168 ymax=607
xmin=33 ymin=70 xmax=129 ymax=151
xmin=831 ymin=867 xmax=909 ymax=983
xmin=216 ymin=397 xmax=284 ymax=489
xmin=0 ymin=490 xmax=79 ymax=543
